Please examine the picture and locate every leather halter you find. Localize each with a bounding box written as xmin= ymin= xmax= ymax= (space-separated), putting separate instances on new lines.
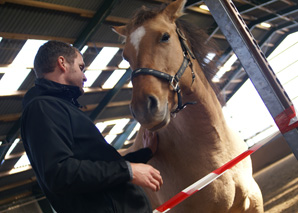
xmin=131 ymin=28 xmax=197 ymax=115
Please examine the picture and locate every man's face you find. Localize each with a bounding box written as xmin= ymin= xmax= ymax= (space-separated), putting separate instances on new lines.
xmin=65 ymin=51 xmax=87 ymax=94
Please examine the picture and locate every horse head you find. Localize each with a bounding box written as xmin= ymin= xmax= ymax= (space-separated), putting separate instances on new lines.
xmin=113 ymin=0 xmax=201 ymax=131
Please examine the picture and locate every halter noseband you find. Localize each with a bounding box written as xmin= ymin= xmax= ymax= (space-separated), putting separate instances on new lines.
xmin=131 ymin=28 xmax=197 ymax=115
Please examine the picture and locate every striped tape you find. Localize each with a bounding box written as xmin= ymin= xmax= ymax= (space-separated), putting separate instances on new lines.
xmin=274 ymin=105 xmax=298 ymax=134
xmin=153 ymin=140 xmax=267 ymax=213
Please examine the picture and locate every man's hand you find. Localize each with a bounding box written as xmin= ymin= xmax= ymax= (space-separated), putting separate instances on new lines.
xmin=143 ymin=130 xmax=158 ymax=154
xmin=130 ymin=163 xmax=163 ymax=192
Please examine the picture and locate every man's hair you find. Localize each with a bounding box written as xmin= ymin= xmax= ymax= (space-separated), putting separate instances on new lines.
xmin=33 ymin=40 xmax=78 ymax=78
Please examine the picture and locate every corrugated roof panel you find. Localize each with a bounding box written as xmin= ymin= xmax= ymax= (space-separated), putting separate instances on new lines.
xmin=0 ymin=39 xmax=26 ymax=66
xmin=107 ymin=49 xmax=123 ymax=67
xmin=83 ymin=47 xmax=101 ymax=67
xmin=77 ymin=88 xmax=132 ymax=106
xmin=90 ymin=23 xmax=123 ymax=44
xmin=110 ymin=0 xmax=161 ymax=19
xmin=0 ymin=4 xmax=87 ymax=38
xmin=0 ymin=97 xmax=23 ymax=115
xmin=97 ymin=105 xmax=131 ymax=120
xmin=18 ymin=70 xmax=36 ymax=91
xmin=0 ymin=121 xmax=15 ymax=139
xmin=262 ymin=1 xmax=292 ymax=13
xmin=35 ymin=0 xmax=105 ymax=11
xmin=91 ymin=71 xmax=113 ymax=88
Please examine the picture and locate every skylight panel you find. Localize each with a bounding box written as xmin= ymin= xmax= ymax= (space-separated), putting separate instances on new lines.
xmin=105 ymin=135 xmax=117 ymax=144
xmin=88 ymin=47 xmax=119 ymax=70
xmin=96 ymin=118 xmax=131 ymax=144
xmin=104 ymin=119 xmax=130 ymax=144
xmin=260 ymin=22 xmax=271 ymax=28
xmin=109 ymin=118 xmax=130 ymax=135
xmin=118 ymin=59 xmax=130 ymax=69
xmin=0 ymin=39 xmax=47 ymax=94
xmin=102 ymin=69 xmax=126 ymax=89
xmin=14 ymin=154 xmax=30 ymax=169
xmin=12 ymin=39 xmax=47 ymax=67
xmin=84 ymin=70 xmax=102 ymax=87
xmin=80 ymin=45 xmax=88 ymax=54
xmin=127 ymin=123 xmax=141 ymax=140
xmin=199 ymin=4 xmax=209 ymax=11
xmin=127 ymin=81 xmax=133 ymax=88
xmin=0 ymin=67 xmax=31 ymax=95
xmin=212 ymin=54 xmax=237 ymax=82
xmin=222 ymin=31 xmax=298 ymax=147
xmin=5 ymin=138 xmax=20 ymax=158
xmin=96 ymin=122 xmax=107 ymax=133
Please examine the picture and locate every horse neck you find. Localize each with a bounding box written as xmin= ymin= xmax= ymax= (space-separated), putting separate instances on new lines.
xmin=159 ymin=62 xmax=230 ymax=148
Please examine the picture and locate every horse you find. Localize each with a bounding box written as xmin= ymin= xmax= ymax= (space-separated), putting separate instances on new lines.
xmin=113 ymin=0 xmax=263 ymax=212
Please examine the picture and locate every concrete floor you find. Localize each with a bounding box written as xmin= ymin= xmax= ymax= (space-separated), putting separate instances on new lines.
xmin=254 ymin=154 xmax=298 ymax=213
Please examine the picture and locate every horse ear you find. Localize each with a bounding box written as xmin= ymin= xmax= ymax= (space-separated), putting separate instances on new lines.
xmin=112 ymin=25 xmax=127 ymax=38
xmin=163 ymin=0 xmax=186 ymax=22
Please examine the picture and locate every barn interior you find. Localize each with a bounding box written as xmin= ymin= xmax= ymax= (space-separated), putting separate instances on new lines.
xmin=0 ymin=0 xmax=298 ymax=212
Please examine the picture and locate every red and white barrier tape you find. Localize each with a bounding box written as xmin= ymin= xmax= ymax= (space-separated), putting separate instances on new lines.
xmin=153 ymin=106 xmax=298 ymax=212
xmin=153 ymin=140 xmax=267 ymax=213
xmin=274 ymin=105 xmax=298 ymax=134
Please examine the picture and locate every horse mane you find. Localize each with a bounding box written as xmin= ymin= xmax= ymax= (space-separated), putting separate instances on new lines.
xmin=127 ymin=5 xmax=222 ymax=102
xmin=175 ymin=19 xmax=221 ymax=97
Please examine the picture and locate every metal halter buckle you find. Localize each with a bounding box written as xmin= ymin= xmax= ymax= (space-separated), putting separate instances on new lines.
xmin=170 ymin=78 xmax=179 ymax=91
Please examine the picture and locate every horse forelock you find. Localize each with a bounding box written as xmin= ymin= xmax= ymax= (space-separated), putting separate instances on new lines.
xmin=126 ymin=4 xmax=167 ymax=32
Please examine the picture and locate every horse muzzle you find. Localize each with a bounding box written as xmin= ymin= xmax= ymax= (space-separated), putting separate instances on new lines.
xmin=130 ymin=94 xmax=170 ymax=130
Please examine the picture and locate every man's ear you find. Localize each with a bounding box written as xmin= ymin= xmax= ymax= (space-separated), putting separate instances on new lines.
xmin=57 ymin=56 xmax=67 ymax=72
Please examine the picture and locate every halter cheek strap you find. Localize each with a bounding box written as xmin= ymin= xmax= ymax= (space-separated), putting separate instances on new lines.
xmin=131 ymin=28 xmax=197 ymax=114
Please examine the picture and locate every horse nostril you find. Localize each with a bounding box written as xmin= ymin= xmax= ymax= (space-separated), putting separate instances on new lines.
xmin=147 ymin=95 xmax=158 ymax=114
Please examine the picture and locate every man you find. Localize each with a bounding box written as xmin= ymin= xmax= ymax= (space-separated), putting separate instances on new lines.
xmin=21 ymin=40 xmax=163 ymax=213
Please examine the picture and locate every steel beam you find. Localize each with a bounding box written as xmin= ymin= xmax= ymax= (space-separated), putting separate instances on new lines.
xmin=185 ymin=0 xmax=203 ymax=7
xmin=221 ymin=23 xmax=297 ymax=102
xmin=213 ymin=3 xmax=298 ymax=66
xmin=0 ymin=118 xmax=21 ymax=165
xmin=204 ymin=0 xmax=298 ymax=159
xmin=113 ymin=120 xmax=137 ymax=150
xmin=89 ymin=69 xmax=132 ymax=122
xmin=73 ymin=0 xmax=119 ymax=50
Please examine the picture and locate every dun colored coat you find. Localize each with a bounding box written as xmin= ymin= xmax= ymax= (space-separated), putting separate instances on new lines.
xmin=114 ymin=0 xmax=263 ymax=212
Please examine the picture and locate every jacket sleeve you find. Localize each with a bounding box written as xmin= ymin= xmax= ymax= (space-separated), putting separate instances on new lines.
xmin=123 ymin=148 xmax=153 ymax=164
xmin=21 ymin=98 xmax=131 ymax=194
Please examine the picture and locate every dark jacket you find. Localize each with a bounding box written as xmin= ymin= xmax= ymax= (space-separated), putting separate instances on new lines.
xmin=21 ymin=78 xmax=153 ymax=213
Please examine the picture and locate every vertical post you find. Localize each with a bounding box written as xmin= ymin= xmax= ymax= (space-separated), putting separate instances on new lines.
xmin=204 ymin=0 xmax=298 ymax=159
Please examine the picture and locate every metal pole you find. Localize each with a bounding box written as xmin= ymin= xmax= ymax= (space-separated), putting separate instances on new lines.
xmin=89 ymin=69 xmax=132 ymax=121
xmin=73 ymin=0 xmax=119 ymax=50
xmin=204 ymin=0 xmax=298 ymax=159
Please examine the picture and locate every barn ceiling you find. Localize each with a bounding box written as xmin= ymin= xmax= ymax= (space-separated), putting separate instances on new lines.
xmin=0 ymin=0 xmax=298 ymax=211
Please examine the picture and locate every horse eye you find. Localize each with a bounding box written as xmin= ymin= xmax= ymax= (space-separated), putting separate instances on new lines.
xmin=161 ymin=33 xmax=170 ymax=42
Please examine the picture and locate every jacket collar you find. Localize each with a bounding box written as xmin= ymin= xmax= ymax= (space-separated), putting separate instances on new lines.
xmin=36 ymin=78 xmax=81 ymax=98
xmin=23 ymin=78 xmax=82 ymax=108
